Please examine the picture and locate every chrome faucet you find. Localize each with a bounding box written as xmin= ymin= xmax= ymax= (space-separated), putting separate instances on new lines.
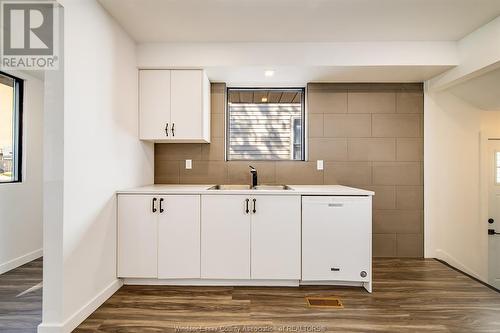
xmin=249 ymin=166 xmax=258 ymax=188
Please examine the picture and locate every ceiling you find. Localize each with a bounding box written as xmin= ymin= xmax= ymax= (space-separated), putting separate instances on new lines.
xmin=98 ymin=0 xmax=500 ymax=43
xmin=449 ymin=66 xmax=500 ymax=111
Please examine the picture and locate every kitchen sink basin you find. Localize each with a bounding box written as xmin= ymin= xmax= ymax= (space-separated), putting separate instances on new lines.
xmin=207 ymin=184 xmax=292 ymax=190
xmin=253 ymin=185 xmax=293 ymax=190
xmin=208 ymin=184 xmax=252 ymax=190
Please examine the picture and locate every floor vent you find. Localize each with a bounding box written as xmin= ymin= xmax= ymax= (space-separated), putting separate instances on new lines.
xmin=305 ymin=296 xmax=344 ymax=308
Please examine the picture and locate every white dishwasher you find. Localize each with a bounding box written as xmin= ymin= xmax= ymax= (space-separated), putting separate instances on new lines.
xmin=301 ymin=196 xmax=372 ymax=291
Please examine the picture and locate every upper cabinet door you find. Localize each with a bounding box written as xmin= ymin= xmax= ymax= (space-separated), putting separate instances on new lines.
xmin=117 ymin=195 xmax=158 ymax=278
xmin=139 ymin=70 xmax=171 ymax=140
xmin=170 ymin=70 xmax=207 ymax=141
xmin=201 ymin=195 xmax=251 ymax=279
xmin=158 ymin=195 xmax=201 ymax=279
xmin=251 ymin=195 xmax=301 ymax=280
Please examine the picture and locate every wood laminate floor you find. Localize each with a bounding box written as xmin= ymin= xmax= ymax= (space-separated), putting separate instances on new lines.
xmin=2 ymin=259 xmax=499 ymax=332
xmin=0 ymin=257 xmax=42 ymax=333
xmin=75 ymin=259 xmax=500 ymax=333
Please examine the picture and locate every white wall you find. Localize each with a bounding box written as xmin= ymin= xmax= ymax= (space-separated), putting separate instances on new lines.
xmin=39 ymin=0 xmax=154 ymax=331
xmin=424 ymin=86 xmax=500 ymax=281
xmin=138 ymin=42 xmax=458 ymax=68
xmin=0 ymin=71 xmax=44 ymax=274
xmin=137 ymin=42 xmax=458 ymax=86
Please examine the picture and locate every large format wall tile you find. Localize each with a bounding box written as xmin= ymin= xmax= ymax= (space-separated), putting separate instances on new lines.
xmin=373 ymin=234 xmax=397 ymax=257
xmin=155 ymin=144 xmax=202 ymax=161
xmin=348 ymin=92 xmax=396 ymax=114
xmin=155 ymin=82 xmax=424 ymax=257
xmin=396 ymin=234 xmax=423 ymax=257
xmin=372 ymin=114 xmax=422 ymax=138
xmin=309 ymin=138 xmax=348 ymax=161
xmin=179 ymin=161 xmax=227 ymax=184
xmin=348 ymin=138 xmax=396 ymax=161
xmin=227 ymin=161 xmax=275 ymax=184
xmin=372 ymin=162 xmax=422 ymax=185
xmin=201 ymin=137 xmax=225 ymax=161
xmin=362 ymin=185 xmax=397 ymax=210
xmin=324 ymin=162 xmax=372 ymax=186
xmin=373 ymin=210 xmax=423 ymax=234
xmin=396 ymin=91 xmax=424 ymax=114
xmin=308 ymin=90 xmax=348 ymax=114
xmin=309 ymin=114 xmax=324 ymax=137
xmin=323 ymin=114 xmax=371 ymax=137
xmin=396 ymin=138 xmax=423 ymax=161
xmin=275 ymin=162 xmax=323 ymax=184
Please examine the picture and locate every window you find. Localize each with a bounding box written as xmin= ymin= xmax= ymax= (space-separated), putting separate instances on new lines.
xmin=227 ymin=88 xmax=305 ymax=161
xmin=0 ymin=72 xmax=23 ymax=183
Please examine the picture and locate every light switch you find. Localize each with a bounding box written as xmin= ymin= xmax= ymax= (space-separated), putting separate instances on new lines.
xmin=185 ymin=159 xmax=192 ymax=169
xmin=317 ymin=160 xmax=324 ymax=171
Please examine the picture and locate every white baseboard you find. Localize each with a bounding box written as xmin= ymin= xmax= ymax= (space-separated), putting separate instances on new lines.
xmin=435 ymin=249 xmax=486 ymax=281
xmin=38 ymin=279 xmax=123 ymax=333
xmin=0 ymin=248 xmax=42 ymax=275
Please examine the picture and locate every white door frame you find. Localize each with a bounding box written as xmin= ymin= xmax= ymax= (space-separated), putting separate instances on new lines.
xmin=479 ymin=131 xmax=500 ymax=285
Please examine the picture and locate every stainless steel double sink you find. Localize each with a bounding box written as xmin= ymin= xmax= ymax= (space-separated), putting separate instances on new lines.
xmin=208 ymin=184 xmax=293 ymax=191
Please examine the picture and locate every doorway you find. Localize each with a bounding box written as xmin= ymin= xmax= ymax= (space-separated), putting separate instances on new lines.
xmin=486 ymin=139 xmax=500 ymax=289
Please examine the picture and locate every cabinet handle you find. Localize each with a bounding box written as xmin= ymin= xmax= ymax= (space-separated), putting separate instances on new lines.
xmin=245 ymin=198 xmax=249 ymax=214
xmin=159 ymin=198 xmax=164 ymax=213
xmin=152 ymin=198 xmax=157 ymax=213
xmin=172 ymin=123 xmax=175 ymax=137
xmin=252 ymin=198 xmax=257 ymax=214
xmin=165 ymin=123 xmax=169 ymax=137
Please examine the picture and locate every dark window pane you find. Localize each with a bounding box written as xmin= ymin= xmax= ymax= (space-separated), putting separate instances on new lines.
xmin=0 ymin=72 xmax=22 ymax=183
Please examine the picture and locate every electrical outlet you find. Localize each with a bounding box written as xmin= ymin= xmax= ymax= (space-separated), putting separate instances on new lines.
xmin=185 ymin=159 xmax=192 ymax=169
xmin=317 ymin=160 xmax=324 ymax=171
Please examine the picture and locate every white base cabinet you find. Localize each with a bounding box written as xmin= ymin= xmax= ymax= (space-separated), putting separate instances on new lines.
xmin=201 ymin=195 xmax=251 ymax=279
xmin=251 ymin=195 xmax=301 ymax=280
xmin=117 ymin=193 xmax=372 ymax=292
xmin=302 ymin=196 xmax=372 ymax=286
xmin=117 ymin=195 xmax=158 ymax=278
xmin=158 ymin=195 xmax=201 ymax=279
xmin=201 ymin=195 xmax=301 ymax=280
xmin=117 ymin=195 xmax=200 ymax=279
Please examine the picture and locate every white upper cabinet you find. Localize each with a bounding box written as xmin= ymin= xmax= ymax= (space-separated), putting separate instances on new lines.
xmin=139 ymin=69 xmax=210 ymax=143
xmin=139 ymin=70 xmax=171 ymax=140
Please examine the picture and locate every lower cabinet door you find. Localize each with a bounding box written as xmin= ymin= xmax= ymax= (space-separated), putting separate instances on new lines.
xmin=117 ymin=195 xmax=158 ymax=278
xmin=201 ymin=195 xmax=251 ymax=279
xmin=251 ymin=195 xmax=301 ymax=279
xmin=302 ymin=196 xmax=371 ymax=282
xmin=158 ymin=195 xmax=201 ymax=279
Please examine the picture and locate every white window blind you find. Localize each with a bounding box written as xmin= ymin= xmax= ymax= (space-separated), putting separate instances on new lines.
xmin=227 ymin=89 xmax=304 ymax=161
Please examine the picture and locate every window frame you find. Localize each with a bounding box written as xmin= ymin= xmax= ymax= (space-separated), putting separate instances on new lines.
xmin=225 ymin=87 xmax=306 ymax=162
xmin=0 ymin=71 xmax=24 ymax=184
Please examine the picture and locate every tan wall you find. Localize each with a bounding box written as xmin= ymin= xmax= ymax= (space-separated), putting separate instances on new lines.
xmin=155 ymin=82 xmax=424 ymax=257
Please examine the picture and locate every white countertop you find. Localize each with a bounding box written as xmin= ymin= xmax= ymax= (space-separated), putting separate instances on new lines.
xmin=117 ymin=184 xmax=374 ymax=196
